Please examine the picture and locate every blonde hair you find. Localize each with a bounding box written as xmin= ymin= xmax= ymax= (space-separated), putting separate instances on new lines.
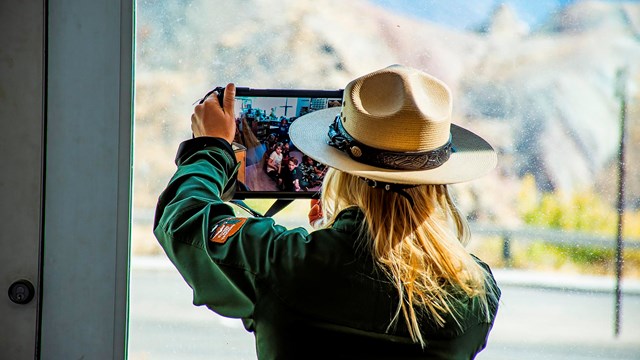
xmin=320 ymin=168 xmax=494 ymax=347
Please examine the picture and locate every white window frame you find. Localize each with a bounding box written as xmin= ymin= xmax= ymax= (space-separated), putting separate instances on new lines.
xmin=39 ymin=1 xmax=133 ymax=358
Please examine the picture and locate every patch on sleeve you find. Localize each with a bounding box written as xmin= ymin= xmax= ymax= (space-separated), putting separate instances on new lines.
xmin=209 ymin=217 xmax=248 ymax=244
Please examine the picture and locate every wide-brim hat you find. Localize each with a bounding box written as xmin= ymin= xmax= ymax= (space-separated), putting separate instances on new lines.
xmin=289 ymin=65 xmax=497 ymax=185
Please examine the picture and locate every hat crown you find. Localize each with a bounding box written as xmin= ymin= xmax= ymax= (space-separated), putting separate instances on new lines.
xmin=342 ymin=65 xmax=452 ymax=152
xmin=288 ymin=64 xmax=496 ymax=185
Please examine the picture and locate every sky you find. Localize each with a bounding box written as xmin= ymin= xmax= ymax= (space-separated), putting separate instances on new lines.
xmin=369 ymin=0 xmax=632 ymax=31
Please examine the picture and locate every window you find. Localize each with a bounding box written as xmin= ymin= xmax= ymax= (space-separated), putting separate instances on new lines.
xmin=129 ymin=1 xmax=640 ymax=359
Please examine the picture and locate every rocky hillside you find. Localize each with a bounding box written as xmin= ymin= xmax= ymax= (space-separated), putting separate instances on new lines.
xmin=135 ymin=0 xmax=640 ymax=225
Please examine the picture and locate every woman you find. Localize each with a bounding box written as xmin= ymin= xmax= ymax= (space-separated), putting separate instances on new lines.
xmin=154 ymin=65 xmax=500 ymax=359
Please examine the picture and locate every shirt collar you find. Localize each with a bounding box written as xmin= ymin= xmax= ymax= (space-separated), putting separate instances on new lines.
xmin=330 ymin=206 xmax=365 ymax=233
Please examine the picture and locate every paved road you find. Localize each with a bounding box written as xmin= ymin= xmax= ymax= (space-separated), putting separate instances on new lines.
xmin=128 ymin=262 xmax=640 ymax=360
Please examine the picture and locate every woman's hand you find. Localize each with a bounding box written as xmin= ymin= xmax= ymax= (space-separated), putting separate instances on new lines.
xmin=191 ymin=83 xmax=236 ymax=143
xmin=308 ymin=198 xmax=324 ymax=229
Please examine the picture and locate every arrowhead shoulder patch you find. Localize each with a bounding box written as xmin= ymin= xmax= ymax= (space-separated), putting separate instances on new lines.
xmin=209 ymin=217 xmax=248 ymax=244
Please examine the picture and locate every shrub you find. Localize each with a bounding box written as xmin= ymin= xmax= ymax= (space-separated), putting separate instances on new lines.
xmin=517 ymin=174 xmax=640 ymax=276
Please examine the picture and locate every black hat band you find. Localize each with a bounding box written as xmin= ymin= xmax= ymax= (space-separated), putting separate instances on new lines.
xmin=327 ymin=115 xmax=453 ymax=171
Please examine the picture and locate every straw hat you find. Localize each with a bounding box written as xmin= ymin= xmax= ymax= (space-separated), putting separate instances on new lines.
xmin=289 ymin=65 xmax=496 ymax=185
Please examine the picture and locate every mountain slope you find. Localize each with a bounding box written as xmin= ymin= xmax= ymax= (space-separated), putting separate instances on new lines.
xmin=135 ymin=0 xmax=640 ymax=219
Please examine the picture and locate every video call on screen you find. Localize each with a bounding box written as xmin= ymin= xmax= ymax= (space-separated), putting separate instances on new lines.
xmin=231 ymin=95 xmax=342 ymax=195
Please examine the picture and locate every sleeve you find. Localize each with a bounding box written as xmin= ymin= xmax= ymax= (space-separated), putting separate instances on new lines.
xmin=153 ymin=137 xmax=310 ymax=319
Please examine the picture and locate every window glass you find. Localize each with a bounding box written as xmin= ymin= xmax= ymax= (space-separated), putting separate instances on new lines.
xmin=129 ymin=1 xmax=640 ymax=359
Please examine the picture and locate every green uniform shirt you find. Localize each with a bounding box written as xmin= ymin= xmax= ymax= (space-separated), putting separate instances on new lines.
xmin=154 ymin=138 xmax=500 ymax=360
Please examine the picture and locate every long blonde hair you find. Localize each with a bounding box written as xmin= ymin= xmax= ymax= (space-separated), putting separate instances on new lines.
xmin=320 ymin=168 xmax=494 ymax=346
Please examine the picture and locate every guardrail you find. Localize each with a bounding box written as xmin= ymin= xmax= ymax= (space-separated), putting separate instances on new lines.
xmin=470 ymin=224 xmax=640 ymax=265
xmin=134 ymin=208 xmax=639 ymax=262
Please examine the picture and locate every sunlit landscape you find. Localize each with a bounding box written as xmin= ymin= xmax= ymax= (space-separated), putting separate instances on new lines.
xmin=133 ymin=0 xmax=640 ymax=276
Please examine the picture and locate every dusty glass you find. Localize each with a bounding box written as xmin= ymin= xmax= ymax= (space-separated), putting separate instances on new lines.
xmin=129 ymin=1 xmax=640 ymax=359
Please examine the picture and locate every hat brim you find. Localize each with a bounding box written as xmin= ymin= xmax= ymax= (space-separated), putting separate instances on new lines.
xmin=289 ymin=107 xmax=497 ymax=185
